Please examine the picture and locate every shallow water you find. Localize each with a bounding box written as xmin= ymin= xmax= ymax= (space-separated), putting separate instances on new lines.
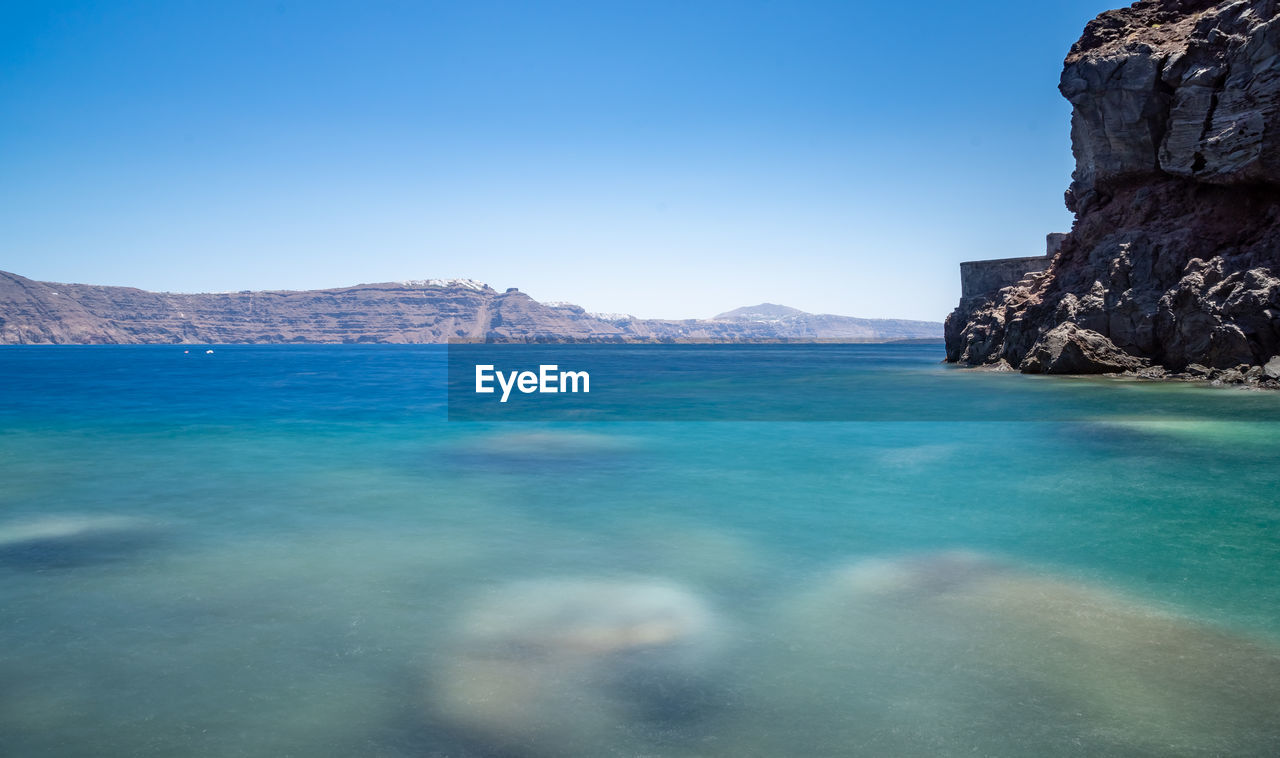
xmin=2 ymin=345 xmax=1279 ymax=757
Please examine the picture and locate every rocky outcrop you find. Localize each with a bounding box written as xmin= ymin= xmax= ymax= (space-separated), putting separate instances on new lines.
xmin=1020 ymin=322 xmax=1151 ymax=373
xmin=0 ymin=270 xmax=943 ymax=344
xmin=946 ymin=0 xmax=1280 ymax=385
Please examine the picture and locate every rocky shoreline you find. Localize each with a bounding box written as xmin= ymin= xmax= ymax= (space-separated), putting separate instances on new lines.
xmin=946 ymin=0 xmax=1280 ymax=385
xmin=961 ymin=353 xmax=1280 ymax=390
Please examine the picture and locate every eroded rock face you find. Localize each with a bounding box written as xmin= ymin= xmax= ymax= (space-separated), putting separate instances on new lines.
xmin=1064 ymin=0 xmax=1280 ymax=210
xmin=947 ymin=0 xmax=1280 ymax=382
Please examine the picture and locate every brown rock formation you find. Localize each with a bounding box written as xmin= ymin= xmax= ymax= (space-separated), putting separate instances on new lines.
xmin=1020 ymin=322 xmax=1152 ymax=374
xmin=946 ymin=0 xmax=1280 ymax=385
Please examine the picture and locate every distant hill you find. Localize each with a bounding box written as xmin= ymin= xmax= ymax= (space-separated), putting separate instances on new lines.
xmin=714 ymin=303 xmax=808 ymax=321
xmin=712 ymin=302 xmax=942 ymax=341
xmin=0 ymin=271 xmax=942 ymax=344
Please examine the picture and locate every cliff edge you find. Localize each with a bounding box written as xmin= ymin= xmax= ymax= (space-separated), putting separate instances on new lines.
xmin=946 ymin=0 xmax=1280 ymax=385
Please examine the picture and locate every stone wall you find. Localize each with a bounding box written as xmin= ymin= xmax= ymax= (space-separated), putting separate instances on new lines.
xmin=959 ymin=256 xmax=1051 ymax=299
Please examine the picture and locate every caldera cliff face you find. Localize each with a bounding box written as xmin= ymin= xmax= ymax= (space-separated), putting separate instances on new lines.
xmin=946 ymin=0 xmax=1280 ymax=384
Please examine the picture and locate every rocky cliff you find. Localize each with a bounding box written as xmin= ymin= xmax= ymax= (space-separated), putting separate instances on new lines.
xmin=946 ymin=0 xmax=1280 ymax=385
xmin=0 ymin=271 xmax=942 ymax=344
xmin=0 ymin=271 xmax=629 ymax=344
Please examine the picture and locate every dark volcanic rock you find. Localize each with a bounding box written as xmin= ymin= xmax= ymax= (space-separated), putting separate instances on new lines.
xmin=947 ymin=0 xmax=1280 ymax=382
xmin=1020 ymin=322 xmax=1151 ymax=374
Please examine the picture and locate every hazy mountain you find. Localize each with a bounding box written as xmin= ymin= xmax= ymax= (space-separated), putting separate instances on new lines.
xmin=713 ymin=302 xmax=942 ymax=341
xmin=714 ymin=303 xmax=808 ymax=321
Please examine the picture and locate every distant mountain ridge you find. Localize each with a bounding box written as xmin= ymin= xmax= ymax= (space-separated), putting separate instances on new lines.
xmin=713 ymin=302 xmax=940 ymax=341
xmin=0 ymin=270 xmax=942 ymax=344
xmin=714 ymin=303 xmax=808 ymax=320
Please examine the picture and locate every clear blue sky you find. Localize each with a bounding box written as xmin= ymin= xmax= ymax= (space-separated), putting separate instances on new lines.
xmin=1 ymin=0 xmax=1118 ymax=321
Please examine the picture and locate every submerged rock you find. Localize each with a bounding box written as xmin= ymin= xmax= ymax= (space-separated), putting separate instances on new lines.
xmin=770 ymin=551 xmax=1280 ymax=755
xmin=428 ymin=578 xmax=722 ymax=757
xmin=0 ymin=515 xmax=161 ymax=568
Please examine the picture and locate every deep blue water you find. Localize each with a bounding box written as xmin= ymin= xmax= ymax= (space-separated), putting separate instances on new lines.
xmin=2 ymin=344 xmax=1279 ymax=756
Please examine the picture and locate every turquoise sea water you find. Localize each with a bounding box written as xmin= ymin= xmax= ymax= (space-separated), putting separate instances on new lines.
xmin=2 ymin=345 xmax=1279 ymax=757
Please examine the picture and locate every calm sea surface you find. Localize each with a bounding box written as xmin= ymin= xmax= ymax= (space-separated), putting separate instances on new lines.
xmin=2 ymin=345 xmax=1279 ymax=757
